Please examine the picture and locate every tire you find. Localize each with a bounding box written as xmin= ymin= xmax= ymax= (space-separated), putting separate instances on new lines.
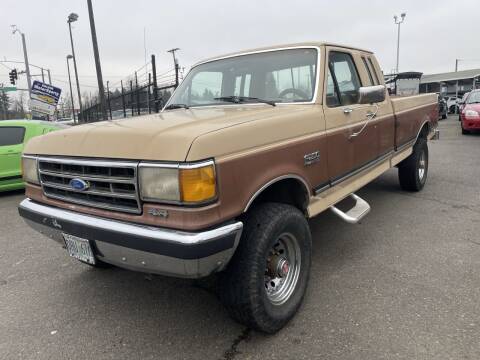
xmin=219 ymin=203 xmax=312 ymax=333
xmin=461 ymin=126 xmax=469 ymax=135
xmin=398 ymin=138 xmax=428 ymax=192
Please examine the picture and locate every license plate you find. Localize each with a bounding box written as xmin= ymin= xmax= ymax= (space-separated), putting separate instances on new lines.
xmin=62 ymin=233 xmax=96 ymax=265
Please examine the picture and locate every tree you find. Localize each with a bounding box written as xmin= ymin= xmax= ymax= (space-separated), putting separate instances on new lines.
xmin=12 ymin=92 xmax=27 ymax=119
xmin=0 ymin=92 xmax=10 ymax=120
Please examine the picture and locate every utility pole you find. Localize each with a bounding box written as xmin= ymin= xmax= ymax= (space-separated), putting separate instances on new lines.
xmin=393 ymin=13 xmax=406 ymax=74
xmin=167 ymin=48 xmax=180 ymax=88
xmin=68 ymin=13 xmax=83 ymax=122
xmin=11 ymin=26 xmax=32 ymax=97
xmin=66 ymin=55 xmax=76 ymax=123
xmin=87 ymin=0 xmax=107 ymax=121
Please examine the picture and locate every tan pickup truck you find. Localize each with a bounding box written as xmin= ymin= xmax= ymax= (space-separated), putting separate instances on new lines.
xmin=18 ymin=42 xmax=439 ymax=333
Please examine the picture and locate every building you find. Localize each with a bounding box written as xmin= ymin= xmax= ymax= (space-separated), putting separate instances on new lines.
xmin=420 ymin=69 xmax=480 ymax=96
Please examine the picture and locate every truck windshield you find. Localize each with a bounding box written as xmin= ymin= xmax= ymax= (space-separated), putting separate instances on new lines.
xmin=166 ymin=48 xmax=318 ymax=108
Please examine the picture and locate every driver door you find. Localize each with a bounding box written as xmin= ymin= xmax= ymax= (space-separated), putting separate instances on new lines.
xmin=323 ymin=49 xmax=379 ymax=182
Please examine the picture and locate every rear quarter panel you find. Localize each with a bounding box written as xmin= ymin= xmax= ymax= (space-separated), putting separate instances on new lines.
xmin=391 ymin=93 xmax=438 ymax=147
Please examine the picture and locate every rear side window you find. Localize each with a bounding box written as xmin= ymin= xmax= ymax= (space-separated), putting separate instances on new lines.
xmin=361 ymin=57 xmax=375 ymax=86
xmin=327 ymin=51 xmax=362 ymax=107
xmin=368 ymin=58 xmax=380 ymax=85
xmin=0 ymin=127 xmax=26 ymax=146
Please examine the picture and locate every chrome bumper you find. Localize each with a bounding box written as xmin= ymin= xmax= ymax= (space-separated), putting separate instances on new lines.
xmin=18 ymin=198 xmax=243 ymax=278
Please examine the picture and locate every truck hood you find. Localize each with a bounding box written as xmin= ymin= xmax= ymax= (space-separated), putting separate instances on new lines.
xmin=24 ymin=105 xmax=304 ymax=161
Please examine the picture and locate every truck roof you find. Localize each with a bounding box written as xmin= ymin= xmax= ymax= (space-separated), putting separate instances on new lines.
xmin=193 ymin=42 xmax=373 ymax=67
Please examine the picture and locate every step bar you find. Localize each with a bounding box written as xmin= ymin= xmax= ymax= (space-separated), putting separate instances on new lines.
xmin=329 ymin=193 xmax=371 ymax=224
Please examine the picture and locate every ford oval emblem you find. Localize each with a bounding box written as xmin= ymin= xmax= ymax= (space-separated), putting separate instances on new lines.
xmin=69 ymin=178 xmax=90 ymax=191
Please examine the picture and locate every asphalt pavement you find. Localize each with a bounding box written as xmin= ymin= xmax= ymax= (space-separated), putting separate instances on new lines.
xmin=1 ymin=115 xmax=479 ymax=360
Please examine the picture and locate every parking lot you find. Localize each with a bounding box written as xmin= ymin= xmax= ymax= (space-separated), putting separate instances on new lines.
xmin=0 ymin=115 xmax=479 ymax=360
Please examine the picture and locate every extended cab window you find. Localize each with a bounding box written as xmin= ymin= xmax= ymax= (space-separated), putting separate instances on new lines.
xmin=361 ymin=57 xmax=375 ymax=86
xmin=368 ymin=57 xmax=380 ymax=85
xmin=327 ymin=51 xmax=362 ymax=107
xmin=0 ymin=127 xmax=26 ymax=146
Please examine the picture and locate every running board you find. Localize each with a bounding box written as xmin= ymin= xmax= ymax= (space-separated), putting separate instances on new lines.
xmin=329 ymin=193 xmax=371 ymax=224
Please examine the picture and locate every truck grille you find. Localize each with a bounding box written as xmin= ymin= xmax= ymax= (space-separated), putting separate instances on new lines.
xmin=38 ymin=157 xmax=141 ymax=214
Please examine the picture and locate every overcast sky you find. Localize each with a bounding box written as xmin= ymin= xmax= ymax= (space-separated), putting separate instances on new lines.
xmin=1 ymin=0 xmax=480 ymax=98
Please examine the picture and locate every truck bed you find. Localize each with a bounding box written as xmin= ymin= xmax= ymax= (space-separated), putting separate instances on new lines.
xmin=391 ymin=93 xmax=438 ymax=149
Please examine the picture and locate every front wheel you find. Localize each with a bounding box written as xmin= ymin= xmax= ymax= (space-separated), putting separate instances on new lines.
xmin=398 ymin=138 xmax=429 ymax=192
xmin=219 ymin=203 xmax=311 ymax=333
xmin=461 ymin=123 xmax=469 ymax=135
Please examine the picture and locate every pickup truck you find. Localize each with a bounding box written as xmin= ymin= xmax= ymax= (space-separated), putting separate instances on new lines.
xmin=18 ymin=42 xmax=439 ymax=333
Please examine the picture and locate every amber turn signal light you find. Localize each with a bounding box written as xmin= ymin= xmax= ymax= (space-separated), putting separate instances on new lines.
xmin=179 ymin=164 xmax=216 ymax=203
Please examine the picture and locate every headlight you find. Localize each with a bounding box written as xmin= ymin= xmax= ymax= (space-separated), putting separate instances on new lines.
xmin=465 ymin=109 xmax=479 ymax=117
xmin=139 ymin=160 xmax=216 ymax=204
xmin=22 ymin=156 xmax=40 ymax=184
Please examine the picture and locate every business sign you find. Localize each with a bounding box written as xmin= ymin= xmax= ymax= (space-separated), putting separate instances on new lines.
xmin=30 ymin=80 xmax=62 ymax=115
xmin=30 ymin=100 xmax=57 ymax=115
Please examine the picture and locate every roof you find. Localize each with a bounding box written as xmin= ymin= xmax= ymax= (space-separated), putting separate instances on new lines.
xmin=193 ymin=42 xmax=373 ymax=67
xmin=420 ymin=68 xmax=480 ymax=84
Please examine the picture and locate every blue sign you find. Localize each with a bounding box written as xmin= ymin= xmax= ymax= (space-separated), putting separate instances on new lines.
xmin=31 ymin=80 xmax=62 ymax=105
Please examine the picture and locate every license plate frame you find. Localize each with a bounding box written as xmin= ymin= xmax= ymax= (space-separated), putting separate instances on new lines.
xmin=62 ymin=233 xmax=96 ymax=265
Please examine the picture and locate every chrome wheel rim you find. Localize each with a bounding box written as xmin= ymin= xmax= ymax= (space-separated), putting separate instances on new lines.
xmin=264 ymin=232 xmax=301 ymax=306
xmin=418 ymin=151 xmax=426 ymax=181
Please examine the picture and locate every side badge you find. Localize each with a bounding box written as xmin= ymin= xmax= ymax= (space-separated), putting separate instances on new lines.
xmin=304 ymin=151 xmax=320 ymax=166
xmin=148 ymin=208 xmax=169 ymax=218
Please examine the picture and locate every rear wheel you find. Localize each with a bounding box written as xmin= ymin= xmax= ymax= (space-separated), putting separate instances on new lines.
xmin=398 ymin=138 xmax=428 ymax=192
xmin=461 ymin=123 xmax=469 ymax=135
xmin=219 ymin=203 xmax=311 ymax=333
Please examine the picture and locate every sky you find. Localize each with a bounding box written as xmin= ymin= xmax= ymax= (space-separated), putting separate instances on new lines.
xmin=1 ymin=0 xmax=480 ymax=101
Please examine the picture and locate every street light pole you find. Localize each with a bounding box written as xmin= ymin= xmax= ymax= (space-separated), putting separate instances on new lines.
xmin=68 ymin=13 xmax=83 ymax=122
xmin=11 ymin=26 xmax=32 ymax=97
xmin=87 ymin=0 xmax=107 ymax=121
xmin=66 ymin=55 xmax=76 ymax=124
xmin=394 ymin=13 xmax=406 ymax=74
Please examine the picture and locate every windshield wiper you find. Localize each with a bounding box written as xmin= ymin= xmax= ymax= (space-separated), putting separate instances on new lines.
xmin=214 ymin=96 xmax=276 ymax=107
xmin=164 ymin=103 xmax=189 ymax=110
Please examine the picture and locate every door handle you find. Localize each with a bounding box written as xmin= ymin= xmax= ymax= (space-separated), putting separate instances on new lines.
xmin=343 ymin=107 xmax=353 ymax=114
xmin=349 ymin=104 xmax=379 ymax=140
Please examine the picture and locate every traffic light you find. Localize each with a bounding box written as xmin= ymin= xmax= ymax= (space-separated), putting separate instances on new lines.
xmin=9 ymin=69 xmax=18 ymax=85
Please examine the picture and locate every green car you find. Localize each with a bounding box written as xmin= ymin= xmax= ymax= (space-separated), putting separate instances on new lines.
xmin=0 ymin=120 xmax=66 ymax=192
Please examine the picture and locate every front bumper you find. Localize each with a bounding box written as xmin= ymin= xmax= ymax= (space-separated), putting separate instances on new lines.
xmin=18 ymin=198 xmax=243 ymax=278
xmin=462 ymin=119 xmax=480 ymax=130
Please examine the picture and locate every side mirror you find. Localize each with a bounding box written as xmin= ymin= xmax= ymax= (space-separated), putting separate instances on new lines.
xmin=358 ymin=85 xmax=386 ymax=104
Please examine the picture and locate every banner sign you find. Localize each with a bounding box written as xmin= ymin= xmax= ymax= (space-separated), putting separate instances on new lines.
xmin=30 ymin=80 xmax=62 ymax=115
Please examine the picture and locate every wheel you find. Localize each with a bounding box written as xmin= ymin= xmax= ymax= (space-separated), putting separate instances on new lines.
xmin=461 ymin=125 xmax=469 ymax=135
xmin=219 ymin=203 xmax=311 ymax=333
xmin=398 ymin=138 xmax=428 ymax=192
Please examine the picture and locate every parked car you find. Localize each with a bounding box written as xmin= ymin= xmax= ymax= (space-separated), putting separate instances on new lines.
xmin=458 ymin=92 xmax=470 ymax=121
xmin=438 ymin=94 xmax=447 ymax=119
xmin=459 ymin=90 xmax=480 ymax=134
xmin=444 ymin=95 xmax=461 ymax=114
xmin=18 ymin=42 xmax=439 ymax=333
xmin=0 ymin=120 xmax=65 ymax=192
